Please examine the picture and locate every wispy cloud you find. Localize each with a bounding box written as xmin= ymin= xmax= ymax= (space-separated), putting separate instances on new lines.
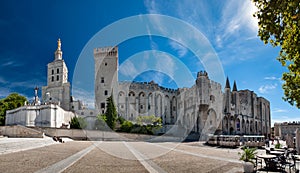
xmin=143 ymin=0 xmax=261 ymax=66
xmin=169 ymin=40 xmax=188 ymax=58
xmin=0 ymin=76 xmax=7 ymax=84
xmin=155 ymin=52 xmax=176 ymax=77
xmin=72 ymin=87 xmax=95 ymax=109
xmin=0 ymin=52 xmax=24 ymax=68
xmin=119 ymin=60 xmax=138 ymax=79
xmin=219 ymin=0 xmax=258 ymax=41
xmin=258 ymin=83 xmax=277 ymax=94
xmin=272 ymin=116 xmax=300 ymax=124
xmin=0 ymin=87 xmax=10 ymax=98
xmin=264 ymin=76 xmax=281 ymax=81
xmin=0 ymin=60 xmax=23 ymax=67
xmin=272 ymin=108 xmax=288 ymax=113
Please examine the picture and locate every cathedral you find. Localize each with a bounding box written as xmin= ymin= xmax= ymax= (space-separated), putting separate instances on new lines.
xmin=94 ymin=46 xmax=271 ymax=138
xmin=6 ymin=39 xmax=271 ymax=138
xmin=5 ymin=39 xmax=77 ymax=128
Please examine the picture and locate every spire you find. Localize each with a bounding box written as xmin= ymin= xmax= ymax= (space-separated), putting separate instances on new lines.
xmin=233 ymin=80 xmax=237 ymax=91
xmin=54 ymin=38 xmax=63 ymax=60
xmin=225 ymin=77 xmax=230 ymax=89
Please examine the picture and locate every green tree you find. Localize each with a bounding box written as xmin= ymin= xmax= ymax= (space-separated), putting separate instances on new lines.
xmin=0 ymin=93 xmax=27 ymax=125
xmin=70 ymin=116 xmax=87 ymax=129
xmin=253 ymin=0 xmax=300 ymax=107
xmin=105 ymin=95 xmax=117 ymax=130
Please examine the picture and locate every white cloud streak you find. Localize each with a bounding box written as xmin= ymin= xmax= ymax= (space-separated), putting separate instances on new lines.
xmin=272 ymin=108 xmax=288 ymax=113
xmin=169 ymin=40 xmax=188 ymax=58
xmin=72 ymin=87 xmax=95 ymax=109
xmin=220 ymin=0 xmax=258 ymax=41
xmin=264 ymin=76 xmax=281 ymax=80
xmin=143 ymin=0 xmax=261 ymax=65
xmin=119 ymin=60 xmax=138 ymax=78
xmin=258 ymin=83 xmax=277 ymax=94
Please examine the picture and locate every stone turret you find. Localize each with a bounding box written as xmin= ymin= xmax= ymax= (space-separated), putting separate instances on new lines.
xmin=196 ymin=71 xmax=210 ymax=106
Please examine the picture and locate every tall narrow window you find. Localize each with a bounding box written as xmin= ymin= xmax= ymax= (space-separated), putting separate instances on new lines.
xmin=101 ymin=77 xmax=104 ymax=83
xmin=51 ymin=76 xmax=54 ymax=82
xmin=104 ymin=90 xmax=108 ymax=95
xmin=57 ymin=75 xmax=59 ymax=81
xmin=57 ymin=68 xmax=59 ymax=73
xmin=51 ymin=69 xmax=54 ymax=75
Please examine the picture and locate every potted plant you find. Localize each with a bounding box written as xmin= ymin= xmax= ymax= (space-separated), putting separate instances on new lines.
xmin=275 ymin=143 xmax=282 ymax=149
xmin=239 ymin=147 xmax=257 ymax=173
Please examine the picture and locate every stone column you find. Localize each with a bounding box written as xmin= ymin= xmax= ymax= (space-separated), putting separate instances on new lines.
xmin=296 ymin=128 xmax=300 ymax=153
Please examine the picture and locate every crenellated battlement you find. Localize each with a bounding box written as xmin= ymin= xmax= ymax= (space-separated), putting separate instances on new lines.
xmin=197 ymin=70 xmax=208 ymax=77
xmin=119 ymin=81 xmax=178 ymax=93
xmin=94 ymin=46 xmax=118 ymax=57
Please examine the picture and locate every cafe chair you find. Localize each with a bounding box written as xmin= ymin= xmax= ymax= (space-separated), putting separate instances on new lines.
xmin=278 ymin=155 xmax=295 ymax=173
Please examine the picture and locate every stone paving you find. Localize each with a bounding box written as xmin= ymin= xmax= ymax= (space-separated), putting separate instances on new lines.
xmin=0 ymin=137 xmax=57 ymax=155
xmin=0 ymin=137 xmax=298 ymax=173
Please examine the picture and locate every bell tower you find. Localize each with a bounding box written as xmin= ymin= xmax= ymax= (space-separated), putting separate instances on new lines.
xmin=42 ymin=39 xmax=70 ymax=110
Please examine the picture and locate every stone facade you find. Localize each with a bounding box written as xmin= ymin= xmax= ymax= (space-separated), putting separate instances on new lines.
xmin=94 ymin=46 xmax=118 ymax=114
xmin=274 ymin=122 xmax=300 ymax=139
xmin=5 ymin=104 xmax=74 ymax=128
xmin=94 ymin=46 xmax=271 ymax=137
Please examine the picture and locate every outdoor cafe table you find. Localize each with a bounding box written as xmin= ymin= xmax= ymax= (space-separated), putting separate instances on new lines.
xmin=294 ymin=155 xmax=300 ymax=171
xmin=256 ymin=154 xmax=278 ymax=171
xmin=294 ymin=155 xmax=300 ymax=160
xmin=270 ymin=151 xmax=284 ymax=156
xmin=274 ymin=148 xmax=286 ymax=152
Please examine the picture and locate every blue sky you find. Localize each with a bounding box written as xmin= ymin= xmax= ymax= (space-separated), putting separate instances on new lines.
xmin=0 ymin=0 xmax=298 ymax=125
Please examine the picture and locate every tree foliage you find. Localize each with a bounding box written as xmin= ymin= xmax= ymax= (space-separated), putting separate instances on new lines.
xmin=105 ymin=95 xmax=117 ymax=130
xmin=136 ymin=115 xmax=162 ymax=126
xmin=94 ymin=114 xmax=109 ymax=130
xmin=0 ymin=93 xmax=27 ymax=125
xmin=70 ymin=116 xmax=87 ymax=129
xmin=253 ymin=0 xmax=300 ymax=107
xmin=120 ymin=120 xmax=133 ymax=133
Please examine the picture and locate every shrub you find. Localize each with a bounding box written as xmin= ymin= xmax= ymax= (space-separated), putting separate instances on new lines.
xmin=120 ymin=121 xmax=133 ymax=133
xmin=239 ymin=147 xmax=257 ymax=164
